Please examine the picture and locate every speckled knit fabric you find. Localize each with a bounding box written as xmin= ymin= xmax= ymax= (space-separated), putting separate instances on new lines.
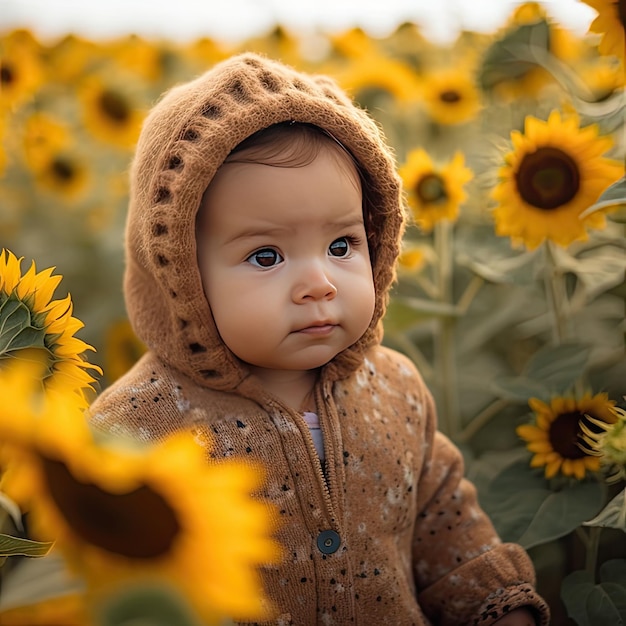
xmin=89 ymin=53 xmax=550 ymax=626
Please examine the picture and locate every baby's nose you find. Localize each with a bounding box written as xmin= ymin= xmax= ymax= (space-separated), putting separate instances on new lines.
xmin=292 ymin=264 xmax=337 ymax=302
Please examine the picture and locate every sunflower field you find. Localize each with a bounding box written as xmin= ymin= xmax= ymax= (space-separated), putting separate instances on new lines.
xmin=0 ymin=1 xmax=625 ymax=624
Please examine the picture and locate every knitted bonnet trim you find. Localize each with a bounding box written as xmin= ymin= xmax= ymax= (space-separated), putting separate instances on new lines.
xmin=125 ymin=52 xmax=405 ymax=391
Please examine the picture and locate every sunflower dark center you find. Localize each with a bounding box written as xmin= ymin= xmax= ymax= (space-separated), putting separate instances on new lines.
xmin=1 ymin=65 xmax=14 ymax=85
xmin=548 ymin=410 xmax=607 ymax=459
xmin=42 ymin=457 xmax=181 ymax=559
xmin=515 ymin=147 xmax=580 ymax=210
xmin=51 ymin=158 xmax=76 ymax=182
xmin=440 ymin=90 xmax=461 ymax=103
xmin=416 ymin=174 xmax=447 ymax=204
xmin=99 ymin=90 xmax=131 ymax=124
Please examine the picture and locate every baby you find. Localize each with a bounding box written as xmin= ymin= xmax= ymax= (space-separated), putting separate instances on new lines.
xmin=90 ymin=53 xmax=549 ymax=625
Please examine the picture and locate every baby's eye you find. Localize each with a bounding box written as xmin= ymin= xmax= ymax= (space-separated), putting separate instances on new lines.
xmin=329 ymin=237 xmax=351 ymax=257
xmin=247 ymin=248 xmax=283 ymax=268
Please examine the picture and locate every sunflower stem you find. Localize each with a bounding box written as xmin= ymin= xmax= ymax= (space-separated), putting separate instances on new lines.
xmin=584 ymin=525 xmax=602 ymax=580
xmin=434 ymin=220 xmax=460 ymax=438
xmin=543 ymin=241 xmax=569 ymax=345
xmin=457 ymin=398 xmax=509 ymax=444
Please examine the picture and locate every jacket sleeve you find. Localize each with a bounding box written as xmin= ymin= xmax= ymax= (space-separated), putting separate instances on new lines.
xmin=411 ymin=386 xmax=550 ymax=626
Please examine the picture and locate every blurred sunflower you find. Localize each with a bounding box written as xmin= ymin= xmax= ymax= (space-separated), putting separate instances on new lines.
xmin=184 ymin=36 xmax=228 ymax=68
xmin=335 ymin=55 xmax=421 ymax=104
xmin=22 ymin=112 xmax=70 ymax=171
xmin=78 ymin=76 xmax=145 ymax=149
xmin=517 ymin=392 xmax=618 ymax=480
xmin=580 ymin=405 xmax=626 ymax=482
xmin=34 ymin=151 xmax=90 ymax=201
xmin=420 ymin=67 xmax=481 ymax=125
xmin=399 ymin=149 xmax=473 ymax=232
xmin=329 ymin=27 xmax=376 ymax=59
xmin=0 ymin=364 xmax=281 ymax=624
xmin=491 ymin=110 xmax=623 ymax=250
xmin=105 ymin=34 xmax=167 ymax=83
xmin=0 ymin=249 xmax=100 ymax=403
xmin=45 ymin=34 xmax=101 ymax=85
xmin=397 ymin=242 xmax=435 ymax=275
xmin=103 ymin=319 xmax=146 ymax=383
xmin=578 ymin=56 xmax=624 ymax=100
xmin=0 ymin=30 xmax=44 ymax=110
xmin=582 ymin=0 xmax=626 ymax=58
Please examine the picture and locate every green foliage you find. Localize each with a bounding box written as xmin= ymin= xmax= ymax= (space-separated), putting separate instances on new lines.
xmin=561 ymin=560 xmax=626 ymax=626
xmin=0 ymin=534 xmax=53 ymax=557
xmin=0 ymin=295 xmax=47 ymax=357
xmin=493 ymin=342 xmax=592 ymax=402
xmin=97 ymin=584 xmax=207 ymax=626
xmin=585 ymin=489 xmax=626 ymax=531
xmin=478 ymin=19 xmax=551 ymax=92
xmin=583 ymin=176 xmax=626 ymax=223
xmin=0 ymin=551 xmax=84 ymax=613
xmin=480 ymin=460 xmax=606 ymax=549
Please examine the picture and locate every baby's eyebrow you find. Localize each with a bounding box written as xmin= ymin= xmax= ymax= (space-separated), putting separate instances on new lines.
xmin=224 ymin=225 xmax=292 ymax=245
xmin=328 ymin=217 xmax=365 ymax=229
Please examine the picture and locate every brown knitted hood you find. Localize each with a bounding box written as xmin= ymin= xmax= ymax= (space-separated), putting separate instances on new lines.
xmin=124 ymin=52 xmax=405 ymax=392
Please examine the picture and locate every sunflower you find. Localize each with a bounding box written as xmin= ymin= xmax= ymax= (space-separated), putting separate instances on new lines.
xmin=517 ymin=392 xmax=618 ymax=480
xmin=78 ymin=76 xmax=145 ymax=149
xmin=491 ymin=110 xmax=623 ymax=250
xmin=103 ymin=318 xmax=146 ymax=383
xmin=0 ymin=364 xmax=281 ymax=624
xmin=333 ymin=54 xmax=422 ymax=105
xmin=578 ymin=56 xmax=624 ymax=100
xmin=397 ymin=242 xmax=435 ymax=275
xmin=45 ymin=34 xmax=102 ymax=85
xmin=399 ymin=149 xmax=473 ymax=232
xmin=0 ymin=30 xmax=44 ymax=110
xmin=580 ymin=405 xmax=626 ymax=482
xmin=485 ymin=3 xmax=558 ymax=101
xmin=34 ymin=151 xmax=90 ymax=201
xmin=582 ymin=0 xmax=626 ymax=58
xmin=21 ymin=112 xmax=70 ymax=172
xmin=0 ymin=249 xmax=100 ymax=403
xmin=105 ymin=34 xmax=167 ymax=83
xmin=419 ymin=67 xmax=481 ymax=125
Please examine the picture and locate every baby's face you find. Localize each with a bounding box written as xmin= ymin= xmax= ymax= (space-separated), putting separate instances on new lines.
xmin=197 ymin=144 xmax=375 ymax=378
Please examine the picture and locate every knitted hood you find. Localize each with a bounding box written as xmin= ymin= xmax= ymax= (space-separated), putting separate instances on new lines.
xmin=125 ymin=52 xmax=404 ymax=392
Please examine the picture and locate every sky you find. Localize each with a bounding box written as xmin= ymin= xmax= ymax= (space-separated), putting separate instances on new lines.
xmin=0 ymin=0 xmax=597 ymax=43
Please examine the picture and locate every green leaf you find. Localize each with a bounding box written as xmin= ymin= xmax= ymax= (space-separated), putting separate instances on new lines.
xmin=481 ymin=460 xmax=605 ymax=548
xmin=581 ymin=177 xmax=626 ymax=221
xmin=392 ymin=295 xmax=458 ymax=319
xmin=561 ymin=570 xmax=595 ymax=626
xmin=383 ymin=298 xmax=430 ymax=334
xmin=562 ymin=562 xmax=626 ymax=626
xmin=586 ymin=583 xmax=626 ymax=625
xmin=97 ymin=583 xmax=205 ymax=626
xmin=0 ymin=297 xmax=47 ymax=356
xmin=0 ymin=551 xmax=84 ymax=611
xmin=524 ymin=342 xmax=591 ymax=392
xmin=600 ymin=559 xmax=626 ymax=587
xmin=490 ymin=376 xmax=551 ymax=403
xmin=556 ymin=243 xmax=626 ymax=303
xmin=584 ymin=489 xmax=626 ymax=532
xmin=478 ymin=20 xmax=551 ymax=91
xmin=0 ymin=534 xmax=54 ymax=557
xmin=516 ymin=480 xmax=605 ymax=549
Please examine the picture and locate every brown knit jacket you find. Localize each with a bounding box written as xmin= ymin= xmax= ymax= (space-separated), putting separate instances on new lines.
xmin=89 ymin=53 xmax=550 ymax=626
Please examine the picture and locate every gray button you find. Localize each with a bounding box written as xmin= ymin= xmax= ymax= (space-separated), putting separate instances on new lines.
xmin=317 ymin=529 xmax=340 ymax=554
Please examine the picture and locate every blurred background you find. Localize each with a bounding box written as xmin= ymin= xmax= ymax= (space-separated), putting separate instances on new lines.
xmin=1 ymin=2 xmax=625 ymax=624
